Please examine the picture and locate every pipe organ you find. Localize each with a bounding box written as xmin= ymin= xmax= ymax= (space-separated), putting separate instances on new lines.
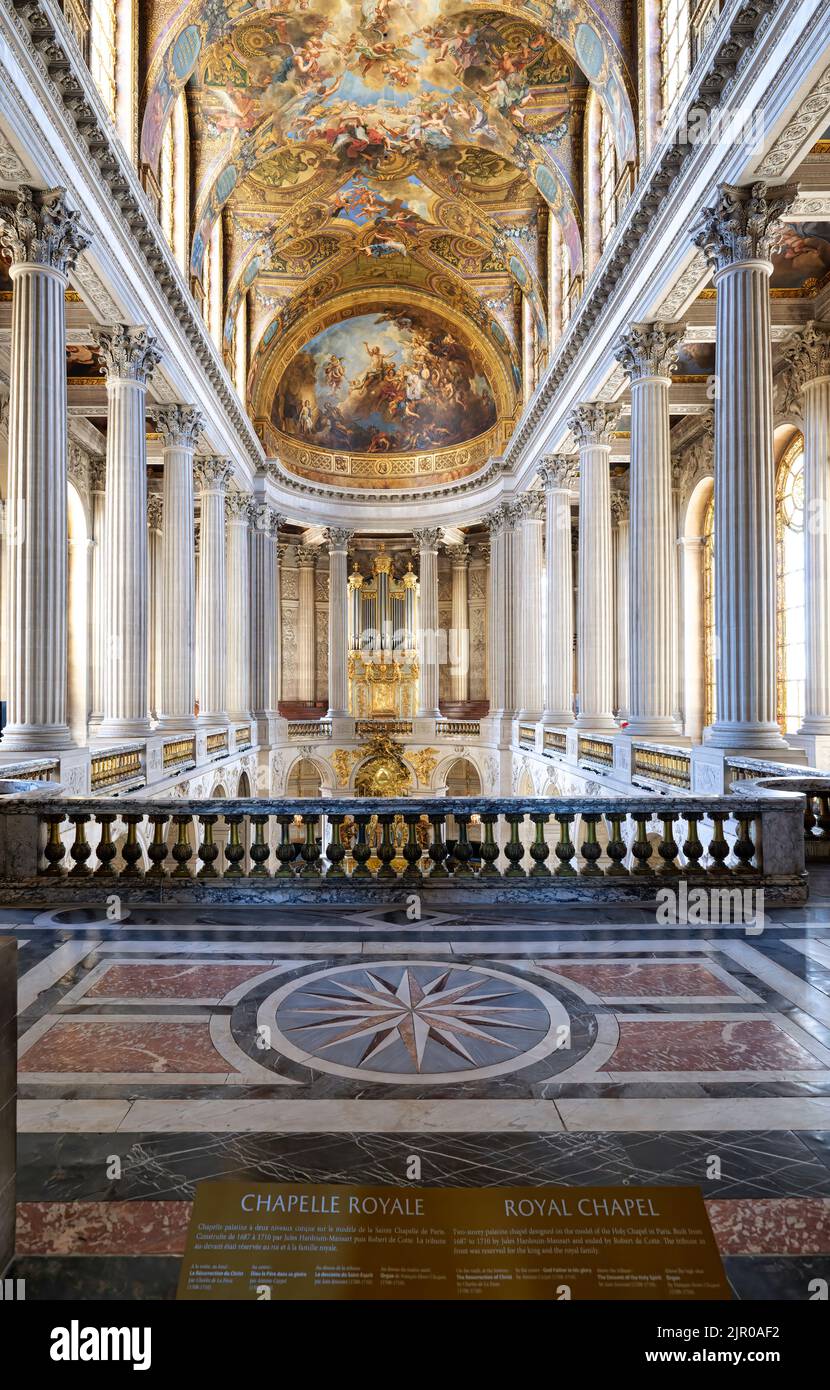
xmin=348 ymin=545 xmax=420 ymax=718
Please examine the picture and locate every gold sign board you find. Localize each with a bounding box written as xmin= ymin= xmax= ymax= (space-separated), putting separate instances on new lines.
xmin=177 ymin=1183 xmax=731 ymax=1301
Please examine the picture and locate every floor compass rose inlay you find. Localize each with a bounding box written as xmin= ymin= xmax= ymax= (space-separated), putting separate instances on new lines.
xmin=258 ymin=961 xmax=571 ymax=1083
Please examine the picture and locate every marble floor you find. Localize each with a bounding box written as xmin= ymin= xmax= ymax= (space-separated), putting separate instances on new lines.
xmin=4 ymin=882 xmax=830 ymax=1301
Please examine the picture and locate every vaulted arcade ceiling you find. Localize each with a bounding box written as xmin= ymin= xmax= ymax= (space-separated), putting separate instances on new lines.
xmin=141 ymin=1 xmax=636 ymax=488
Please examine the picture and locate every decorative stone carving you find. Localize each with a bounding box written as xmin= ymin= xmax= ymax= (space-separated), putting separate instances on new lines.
xmin=147 ymin=494 xmax=163 ymax=530
xmin=615 ymin=321 xmax=686 ymax=381
xmin=445 ymin=543 xmax=471 ymax=564
xmin=515 ymin=491 xmax=546 ymax=521
xmin=412 ymin=527 xmax=444 ymax=550
xmin=153 ymin=404 xmax=204 ymax=449
xmin=324 ymin=527 xmax=353 ymax=551
xmin=756 ymin=62 xmax=830 ymax=177
xmin=567 ymin=402 xmax=620 ymax=446
xmin=194 ymin=456 xmax=233 ymax=492
xmin=538 ymin=454 xmax=578 ymax=490
xmin=0 ymin=131 xmax=29 ymax=183
xmin=94 ymin=324 xmax=162 ymax=385
xmin=691 ymin=181 xmax=798 ymax=271
xmin=225 ymin=490 xmax=253 ymax=522
xmin=781 ymin=320 xmax=830 ymax=411
xmin=296 ymin=544 xmax=319 ymax=566
xmin=609 ymin=490 xmax=630 ymax=523
xmin=0 ymin=185 xmax=90 ymax=273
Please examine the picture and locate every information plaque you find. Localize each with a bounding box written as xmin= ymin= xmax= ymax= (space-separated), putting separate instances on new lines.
xmin=177 ymin=1182 xmax=731 ymax=1300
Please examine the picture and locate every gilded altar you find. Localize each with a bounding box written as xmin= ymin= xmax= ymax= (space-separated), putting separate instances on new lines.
xmin=348 ymin=545 xmax=419 ymax=720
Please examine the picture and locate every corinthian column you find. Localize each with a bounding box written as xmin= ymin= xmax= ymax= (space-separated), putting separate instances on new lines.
xmin=615 ymin=320 xmax=685 ymax=737
xmin=0 ymin=187 xmax=90 ymax=749
xmin=692 ymin=181 xmax=797 ymax=748
xmin=226 ymin=492 xmax=253 ymax=722
xmin=445 ymin=544 xmax=470 ymax=703
xmin=296 ymin=545 xmax=318 ymax=706
xmin=325 ymin=529 xmax=353 ymax=719
xmin=484 ymin=508 xmax=506 ymax=718
xmin=568 ymin=402 xmax=619 ymax=730
xmin=413 ymin=528 xmax=443 ymax=718
xmin=783 ymin=320 xmax=830 ymax=735
xmin=153 ymin=405 xmax=202 ymax=731
xmin=515 ymin=494 xmax=545 ymax=720
xmin=538 ymin=456 xmax=577 ymax=724
xmin=611 ymin=491 xmax=630 ymax=721
xmin=147 ymin=493 xmax=163 ymax=723
xmin=194 ymin=457 xmax=233 ymax=726
xmin=250 ymin=505 xmax=283 ymax=725
xmin=95 ymin=324 xmax=162 ymax=739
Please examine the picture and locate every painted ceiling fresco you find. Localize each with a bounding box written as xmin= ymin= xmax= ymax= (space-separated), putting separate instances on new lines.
xmin=142 ymin=2 xmax=636 ymax=483
xmin=273 ymin=306 xmax=497 ymax=452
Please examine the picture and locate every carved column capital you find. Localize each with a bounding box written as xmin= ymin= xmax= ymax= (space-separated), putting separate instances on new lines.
xmin=225 ymin=490 xmax=253 ymax=523
xmin=615 ymin=320 xmax=686 ymax=382
xmin=194 ymin=456 xmax=233 ymax=493
xmin=324 ymin=527 xmax=354 ymax=552
xmin=0 ymin=185 xmax=90 ymax=275
xmin=483 ymin=506 xmax=506 ymax=535
xmin=538 ymin=454 xmax=578 ymax=490
xmin=412 ymin=527 xmax=443 ymax=551
xmin=147 ymin=494 xmax=163 ymax=531
xmin=782 ymin=320 xmax=830 ymax=406
xmin=691 ymin=180 xmax=798 ymax=272
xmin=296 ymin=544 xmax=319 ymax=566
xmin=567 ymin=401 xmax=620 ymax=447
xmin=515 ymin=491 xmax=546 ymax=522
xmin=610 ymin=490 xmax=630 ymax=524
xmin=153 ymin=403 xmax=204 ymax=450
xmin=94 ymin=324 xmax=161 ymax=386
xmin=445 ymin=543 xmax=471 ymax=565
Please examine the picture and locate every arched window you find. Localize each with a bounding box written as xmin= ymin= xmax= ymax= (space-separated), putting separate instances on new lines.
xmin=560 ymin=238 xmax=571 ymax=329
xmin=89 ymin=0 xmax=117 ymax=121
xmin=159 ymin=93 xmax=190 ymax=275
xmin=776 ymin=438 xmax=806 ymax=733
xmin=702 ymin=491 xmax=715 ymax=729
xmin=598 ymin=101 xmax=618 ymax=249
xmin=661 ymin=0 xmax=691 ymax=114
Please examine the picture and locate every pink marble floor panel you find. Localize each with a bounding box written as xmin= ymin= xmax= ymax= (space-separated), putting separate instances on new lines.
xmin=20 ymin=1021 xmax=229 ymax=1073
xmin=548 ymin=962 xmax=739 ymax=998
xmin=84 ymin=962 xmax=271 ymax=1000
xmin=16 ymin=1201 xmax=192 ymax=1256
xmin=609 ymin=1019 xmax=826 ymax=1072
xmin=706 ymin=1199 xmax=830 ymax=1255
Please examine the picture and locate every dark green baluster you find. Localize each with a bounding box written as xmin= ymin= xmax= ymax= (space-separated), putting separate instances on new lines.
xmin=196 ymin=815 xmax=219 ymax=878
xmin=604 ymin=814 xmax=628 ymax=876
xmin=377 ymin=815 xmax=397 ymax=879
xmin=171 ymin=815 xmax=194 ymax=878
xmin=300 ymin=816 xmax=322 ymax=878
xmin=120 ymin=814 xmax=145 ymax=877
xmin=428 ymin=815 xmax=449 ymax=876
xmin=224 ymin=815 xmax=245 ymax=877
xmin=707 ymin=813 xmax=729 ymax=874
xmin=352 ymin=816 xmax=373 ymax=879
xmin=504 ymin=814 xmax=526 ymax=876
xmin=68 ymin=814 xmax=93 ymax=877
xmin=630 ymin=817 xmax=654 ymax=875
xmin=146 ymin=815 xmax=170 ymax=878
xmin=682 ymin=812 xmax=704 ymax=876
xmin=94 ymin=814 xmax=118 ymax=876
xmin=325 ymin=816 xmax=347 ymax=878
xmin=656 ymin=814 xmax=679 ymax=875
xmin=479 ymin=815 xmax=500 ymax=876
xmin=733 ymin=815 xmax=757 ymax=874
xmin=249 ymin=815 xmax=271 ymax=876
xmin=554 ymin=814 xmax=576 ymax=876
xmin=529 ymin=814 xmax=551 ymax=876
xmin=275 ymin=816 xmax=297 ymax=877
xmin=579 ymin=813 xmax=602 ymax=876
xmin=402 ymin=816 xmax=424 ymax=884
xmin=453 ymin=815 xmax=474 ymax=876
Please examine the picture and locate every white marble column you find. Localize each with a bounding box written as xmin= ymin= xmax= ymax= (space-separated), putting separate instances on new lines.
xmin=538 ymin=456 xmax=577 ymax=724
xmin=95 ymin=324 xmax=162 ymax=740
xmin=413 ymin=527 xmax=443 ymax=718
xmin=484 ymin=508 xmax=506 ymax=717
xmin=783 ymin=322 xmax=830 ymax=734
xmin=568 ymin=402 xmax=619 ymax=730
xmin=503 ymin=503 xmax=520 ymax=717
xmin=226 ymin=491 xmax=253 ymax=722
xmin=324 ymin=528 xmax=353 ymax=719
xmin=615 ymin=320 xmax=685 ymax=737
xmin=89 ymin=459 xmax=107 ymax=727
xmin=147 ymin=494 xmax=163 ymax=723
xmin=515 ymin=494 xmax=545 ymax=720
xmin=250 ymin=505 xmax=282 ymax=723
xmin=446 ymin=544 xmax=470 ymax=703
xmin=195 ymin=457 xmax=233 ymax=727
xmin=611 ymin=491 xmax=630 ymax=721
xmin=296 ymin=545 xmax=318 ymax=706
xmin=153 ymin=405 xmax=202 ymax=731
xmin=0 ymin=187 xmax=90 ymax=749
xmin=692 ymin=180 xmax=796 ymax=748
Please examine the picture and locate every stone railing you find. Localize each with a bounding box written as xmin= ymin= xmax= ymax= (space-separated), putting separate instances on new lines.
xmin=89 ymin=746 xmax=144 ymax=793
xmin=436 ymin=720 xmax=481 ymax=738
xmin=0 ymin=758 xmax=60 ymax=783
xmin=632 ymin=745 xmax=692 ymax=790
xmin=0 ymin=789 xmax=806 ymax=905
xmin=732 ymin=773 xmax=830 ymax=865
xmin=354 ymin=721 xmax=413 ymax=738
xmin=288 ymin=721 xmax=332 ymax=739
xmin=577 ymin=736 xmax=615 ymax=769
xmin=162 ymin=737 xmax=196 ymax=773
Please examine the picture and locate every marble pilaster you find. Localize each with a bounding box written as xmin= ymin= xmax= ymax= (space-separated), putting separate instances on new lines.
xmin=95 ymin=324 xmax=162 ymax=740
xmin=146 ymin=493 xmax=163 ymax=724
xmin=194 ymin=457 xmax=233 ymax=727
xmin=610 ymin=491 xmax=630 ymax=723
xmin=296 ymin=545 xmax=318 ymax=706
xmin=0 ymin=187 xmax=90 ymax=749
xmin=692 ymin=180 xmax=797 ymax=749
xmin=445 ymin=544 xmax=471 ymax=703
xmin=250 ymin=506 xmax=283 ymax=726
xmin=514 ymin=494 xmax=545 ymax=721
xmin=226 ymin=492 xmax=253 ymax=722
xmin=153 ymin=405 xmax=203 ymax=732
xmin=324 ymin=529 xmax=354 ymax=720
xmin=615 ymin=320 xmax=685 ymax=737
xmin=539 ymin=457 xmax=577 ymax=725
xmin=484 ymin=508 xmax=506 ymax=718
xmin=568 ymin=402 xmax=619 ymax=731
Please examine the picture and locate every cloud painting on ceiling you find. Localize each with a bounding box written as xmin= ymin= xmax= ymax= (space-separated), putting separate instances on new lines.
xmin=272 ymin=307 xmax=497 ymax=453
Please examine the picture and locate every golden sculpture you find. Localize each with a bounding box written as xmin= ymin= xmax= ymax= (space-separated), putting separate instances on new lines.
xmin=410 ymin=747 xmax=440 ymax=785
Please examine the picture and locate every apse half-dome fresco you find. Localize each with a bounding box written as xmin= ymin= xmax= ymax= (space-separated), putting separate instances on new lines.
xmin=273 ymin=308 xmax=497 ymax=454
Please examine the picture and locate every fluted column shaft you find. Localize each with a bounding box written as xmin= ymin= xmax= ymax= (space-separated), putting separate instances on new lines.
xmin=413 ymin=528 xmax=442 ymax=717
xmin=226 ymin=494 xmax=252 ymax=721
xmin=89 ymin=463 xmax=107 ymax=725
xmin=0 ymin=188 xmax=90 ymax=749
xmin=250 ymin=506 xmax=281 ymax=719
xmin=613 ymin=502 xmax=630 ymax=720
xmin=692 ymin=181 xmax=796 ymax=748
xmin=516 ymin=496 xmax=545 ymax=720
xmin=485 ymin=511 xmax=506 ymax=716
xmin=195 ymin=458 xmax=232 ymax=725
xmin=155 ymin=407 xmax=202 ymax=730
xmin=147 ymin=496 xmax=163 ymax=722
xmin=96 ymin=324 xmax=161 ymax=740
xmin=539 ymin=458 xmax=576 ymax=723
xmin=447 ymin=545 xmax=470 ymax=702
xmin=569 ymin=404 xmax=618 ymax=730
xmin=502 ymin=507 xmax=519 ymax=716
xmin=325 ymin=530 xmax=353 ymax=718
xmin=296 ymin=546 xmax=318 ymax=705
xmin=615 ymin=321 xmax=684 ymax=736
